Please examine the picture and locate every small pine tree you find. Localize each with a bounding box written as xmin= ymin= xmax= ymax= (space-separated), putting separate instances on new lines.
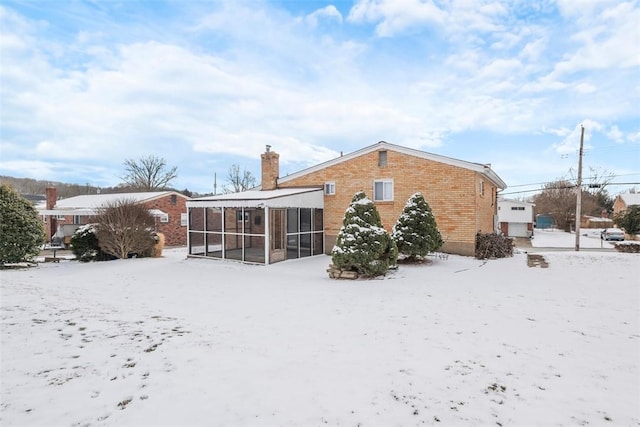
xmin=0 ymin=184 xmax=45 ymax=266
xmin=392 ymin=192 xmax=443 ymax=262
xmin=614 ymin=205 xmax=640 ymax=236
xmin=331 ymin=191 xmax=397 ymax=277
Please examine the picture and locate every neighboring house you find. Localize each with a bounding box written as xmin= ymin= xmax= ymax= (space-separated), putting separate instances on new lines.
xmin=39 ymin=188 xmax=190 ymax=246
xmin=186 ymin=141 xmax=507 ymax=264
xmin=580 ymin=215 xmax=613 ymax=229
xmin=612 ymin=192 xmax=640 ymax=217
xmin=22 ymin=194 xmax=46 ymax=207
xmin=497 ymin=198 xmax=535 ymax=238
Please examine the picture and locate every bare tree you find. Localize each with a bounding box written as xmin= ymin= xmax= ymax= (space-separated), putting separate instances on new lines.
xmin=222 ymin=164 xmax=256 ymax=194
xmin=533 ymin=180 xmax=577 ymax=231
xmin=95 ymin=199 xmax=157 ymax=259
xmin=121 ymin=155 xmax=178 ymax=190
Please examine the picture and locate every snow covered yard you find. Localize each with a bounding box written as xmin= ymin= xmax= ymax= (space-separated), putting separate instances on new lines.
xmin=1 ymin=248 xmax=639 ymax=426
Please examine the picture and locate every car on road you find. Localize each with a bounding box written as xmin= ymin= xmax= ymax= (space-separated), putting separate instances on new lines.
xmin=601 ymin=228 xmax=625 ymax=241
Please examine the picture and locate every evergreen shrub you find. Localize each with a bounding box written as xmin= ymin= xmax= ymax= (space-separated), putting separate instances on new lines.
xmin=392 ymin=192 xmax=443 ymax=262
xmin=70 ymin=224 xmax=115 ymax=262
xmin=331 ymin=191 xmax=397 ymax=277
xmin=0 ymin=184 xmax=45 ymax=266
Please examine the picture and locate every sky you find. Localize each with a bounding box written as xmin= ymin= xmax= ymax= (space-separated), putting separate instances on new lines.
xmin=1 ymin=0 xmax=639 ymax=196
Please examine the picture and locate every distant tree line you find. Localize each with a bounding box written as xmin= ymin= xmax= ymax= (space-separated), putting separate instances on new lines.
xmin=1 ymin=155 xmax=259 ymax=200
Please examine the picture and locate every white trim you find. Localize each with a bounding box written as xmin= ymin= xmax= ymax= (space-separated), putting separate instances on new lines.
xmin=373 ymin=179 xmax=394 ymax=202
xmin=324 ymin=182 xmax=336 ymax=195
xmin=278 ymin=141 xmax=507 ymax=190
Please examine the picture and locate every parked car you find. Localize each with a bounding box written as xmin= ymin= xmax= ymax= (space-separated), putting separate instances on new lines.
xmin=601 ymin=228 xmax=625 ymax=241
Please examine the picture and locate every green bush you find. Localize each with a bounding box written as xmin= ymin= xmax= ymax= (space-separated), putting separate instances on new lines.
xmin=70 ymin=224 xmax=115 ymax=262
xmin=614 ymin=205 xmax=640 ymax=235
xmin=475 ymin=232 xmax=514 ymax=260
xmin=331 ymin=191 xmax=397 ymax=277
xmin=0 ymin=184 xmax=45 ymax=266
xmin=392 ymin=192 xmax=443 ymax=262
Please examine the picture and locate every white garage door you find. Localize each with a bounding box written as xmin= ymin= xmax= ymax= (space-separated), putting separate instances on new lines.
xmin=508 ymin=222 xmax=529 ymax=237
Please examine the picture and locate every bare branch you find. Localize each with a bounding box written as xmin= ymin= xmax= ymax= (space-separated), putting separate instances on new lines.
xmin=222 ymin=164 xmax=256 ymax=194
xmin=121 ymin=155 xmax=178 ymax=190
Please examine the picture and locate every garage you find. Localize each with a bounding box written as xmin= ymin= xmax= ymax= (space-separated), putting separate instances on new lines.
xmin=507 ymin=222 xmax=529 ymax=238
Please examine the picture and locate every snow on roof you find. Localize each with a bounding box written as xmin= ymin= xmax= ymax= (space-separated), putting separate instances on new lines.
xmin=187 ymin=187 xmax=324 ymax=209
xmin=278 ymin=141 xmax=508 ymax=190
xmin=54 ymin=191 xmax=179 ymax=209
xmin=619 ymin=192 xmax=640 ymax=206
xmin=498 ymin=198 xmax=535 ymax=206
xmin=190 ymin=187 xmax=321 ymax=202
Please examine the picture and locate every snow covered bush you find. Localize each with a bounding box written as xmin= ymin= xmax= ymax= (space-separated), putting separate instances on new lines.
xmin=392 ymin=192 xmax=443 ymax=262
xmin=331 ymin=191 xmax=397 ymax=278
xmin=70 ymin=224 xmax=115 ymax=262
xmin=0 ymin=183 xmax=45 ymax=266
xmin=475 ymin=232 xmax=514 ymax=260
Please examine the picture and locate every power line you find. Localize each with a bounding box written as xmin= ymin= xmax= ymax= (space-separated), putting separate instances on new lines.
xmin=500 ymin=182 xmax=640 ymax=196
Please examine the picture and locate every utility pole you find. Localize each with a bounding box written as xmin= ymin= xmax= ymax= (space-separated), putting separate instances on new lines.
xmin=213 ymin=172 xmax=217 ymax=195
xmin=574 ymin=124 xmax=585 ymax=251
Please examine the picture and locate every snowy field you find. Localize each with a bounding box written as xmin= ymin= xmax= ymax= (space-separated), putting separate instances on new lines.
xmin=531 ymin=228 xmax=622 ymax=249
xmin=1 ymin=241 xmax=639 ymax=426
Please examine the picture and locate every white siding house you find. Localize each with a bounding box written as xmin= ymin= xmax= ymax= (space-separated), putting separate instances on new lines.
xmin=498 ymin=198 xmax=535 ymax=238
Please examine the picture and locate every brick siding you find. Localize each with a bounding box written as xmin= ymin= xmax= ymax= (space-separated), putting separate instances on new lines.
xmin=278 ymin=149 xmax=497 ymax=256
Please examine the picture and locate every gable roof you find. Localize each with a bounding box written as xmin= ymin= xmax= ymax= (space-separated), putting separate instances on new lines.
xmin=278 ymin=141 xmax=507 ymax=190
xmin=54 ymin=191 xmax=188 ymax=209
xmin=619 ymin=192 xmax=640 ymax=207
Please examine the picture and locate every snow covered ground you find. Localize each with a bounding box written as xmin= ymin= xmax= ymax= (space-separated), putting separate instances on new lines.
xmin=1 ymin=240 xmax=639 ymax=426
xmin=531 ymin=228 xmax=621 ymax=249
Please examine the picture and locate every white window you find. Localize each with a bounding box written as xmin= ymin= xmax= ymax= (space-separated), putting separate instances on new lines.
xmin=374 ymin=179 xmax=393 ymax=201
xmin=479 ymin=180 xmax=485 ymax=196
xmin=324 ymin=182 xmax=336 ymax=195
xmin=159 ymin=213 xmax=169 ymax=223
xmin=55 ymin=215 xmax=66 ymax=220
xmin=180 ymin=213 xmax=188 ymax=226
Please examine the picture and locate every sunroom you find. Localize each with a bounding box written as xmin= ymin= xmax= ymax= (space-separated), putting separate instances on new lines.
xmin=186 ymin=188 xmax=324 ymax=264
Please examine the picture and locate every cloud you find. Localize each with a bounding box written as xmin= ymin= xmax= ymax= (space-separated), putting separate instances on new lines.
xmin=607 ymin=125 xmax=624 ymax=143
xmin=347 ymin=0 xmax=446 ymax=37
xmin=1 ymin=1 xmax=638 ymax=193
xmin=303 ymin=5 xmax=343 ymax=27
xmin=552 ymin=120 xmax=603 ymax=155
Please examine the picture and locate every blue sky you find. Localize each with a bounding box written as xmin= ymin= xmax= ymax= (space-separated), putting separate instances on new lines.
xmin=1 ymin=0 xmax=638 ymax=196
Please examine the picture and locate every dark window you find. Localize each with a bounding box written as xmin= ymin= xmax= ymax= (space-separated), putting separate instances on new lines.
xmin=300 ymin=208 xmax=312 ymax=232
xmin=378 ymin=150 xmax=387 ymax=166
xmin=287 ymin=208 xmax=298 ymax=234
xmin=170 ymin=195 xmax=177 ymax=205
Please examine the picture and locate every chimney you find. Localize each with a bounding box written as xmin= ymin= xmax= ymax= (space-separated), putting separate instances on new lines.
xmin=261 ymin=145 xmax=279 ymax=191
xmin=45 ymin=187 xmax=57 ymax=209
xmin=45 ymin=187 xmax=57 ymax=243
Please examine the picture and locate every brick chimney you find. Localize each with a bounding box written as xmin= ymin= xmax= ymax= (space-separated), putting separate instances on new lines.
xmin=45 ymin=187 xmax=57 ymax=209
xmin=261 ymin=145 xmax=279 ymax=191
xmin=45 ymin=187 xmax=57 ymax=242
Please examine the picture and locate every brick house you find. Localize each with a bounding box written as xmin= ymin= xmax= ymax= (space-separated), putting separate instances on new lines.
xmin=39 ymin=188 xmax=190 ymax=247
xmin=612 ymin=192 xmax=640 ymax=217
xmin=186 ymin=141 xmax=506 ymax=263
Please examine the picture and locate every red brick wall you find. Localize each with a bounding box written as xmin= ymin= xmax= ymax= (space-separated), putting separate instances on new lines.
xmin=143 ymin=194 xmax=188 ymax=247
xmin=278 ymin=149 xmax=497 ymax=256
